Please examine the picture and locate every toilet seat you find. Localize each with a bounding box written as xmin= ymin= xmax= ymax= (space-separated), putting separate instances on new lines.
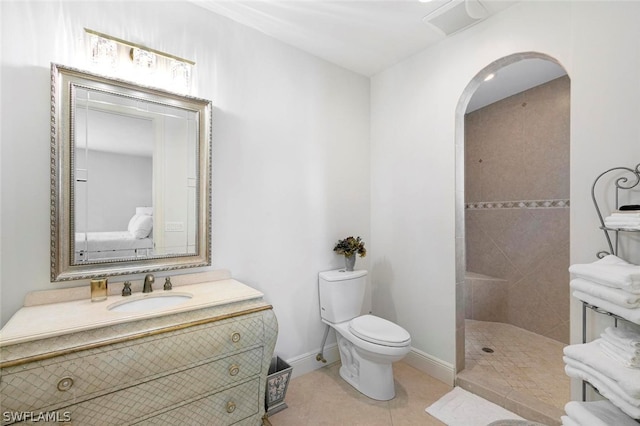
xmin=348 ymin=315 xmax=410 ymax=347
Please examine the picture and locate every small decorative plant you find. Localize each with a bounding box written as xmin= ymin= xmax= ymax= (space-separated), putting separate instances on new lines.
xmin=333 ymin=236 xmax=366 ymax=258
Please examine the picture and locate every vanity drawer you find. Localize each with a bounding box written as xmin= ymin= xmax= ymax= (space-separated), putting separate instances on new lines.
xmin=134 ymin=378 xmax=260 ymax=426
xmin=22 ymin=348 xmax=263 ymax=426
xmin=0 ymin=313 xmax=265 ymax=414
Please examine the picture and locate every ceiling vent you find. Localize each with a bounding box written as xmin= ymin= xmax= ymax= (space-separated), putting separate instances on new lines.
xmin=422 ymin=0 xmax=488 ymax=36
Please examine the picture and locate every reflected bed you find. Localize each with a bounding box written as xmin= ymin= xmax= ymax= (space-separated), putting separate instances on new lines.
xmin=75 ymin=232 xmax=153 ymax=262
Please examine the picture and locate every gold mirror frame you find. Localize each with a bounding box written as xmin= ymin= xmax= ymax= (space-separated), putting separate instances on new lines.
xmin=50 ymin=63 xmax=212 ymax=281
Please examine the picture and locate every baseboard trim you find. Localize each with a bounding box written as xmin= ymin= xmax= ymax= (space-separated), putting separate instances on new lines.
xmin=285 ymin=344 xmax=454 ymax=385
xmin=285 ymin=343 xmax=340 ymax=379
xmin=404 ymin=347 xmax=455 ymax=386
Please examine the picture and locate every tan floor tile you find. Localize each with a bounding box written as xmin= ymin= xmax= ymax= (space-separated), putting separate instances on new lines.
xmin=268 ymin=362 xmax=450 ymax=426
xmin=268 ymin=320 xmax=569 ymax=425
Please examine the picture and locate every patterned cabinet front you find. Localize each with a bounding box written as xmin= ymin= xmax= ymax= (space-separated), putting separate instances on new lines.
xmin=0 ymin=306 xmax=278 ymax=426
xmin=135 ymin=378 xmax=261 ymax=425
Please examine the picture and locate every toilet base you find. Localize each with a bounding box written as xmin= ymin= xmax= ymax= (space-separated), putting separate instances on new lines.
xmin=336 ymin=333 xmax=399 ymax=401
xmin=338 ymin=362 xmax=396 ymax=401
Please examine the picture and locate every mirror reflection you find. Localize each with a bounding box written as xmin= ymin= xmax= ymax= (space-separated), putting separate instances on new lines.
xmin=73 ymin=88 xmax=197 ymax=263
xmin=51 ymin=63 xmax=211 ymax=281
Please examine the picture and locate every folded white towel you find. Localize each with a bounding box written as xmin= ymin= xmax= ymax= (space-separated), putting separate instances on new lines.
xmin=610 ymin=217 xmax=640 ymax=222
xmin=604 ymin=326 xmax=640 ymax=348
xmin=568 ymin=255 xmax=640 ymax=294
xmin=564 ymin=357 xmax=640 ymax=407
xmin=606 ymin=215 xmax=640 ymax=222
xmin=599 ymin=340 xmax=640 ymax=368
xmin=571 ymin=279 xmax=640 ymax=308
xmin=560 ymin=415 xmax=579 ymax=426
xmin=602 ymin=333 xmax=640 ymax=357
xmin=603 ymin=222 xmax=640 ymax=230
xmin=604 ymin=216 xmax=640 ymax=224
xmin=563 ymin=339 xmax=640 ymax=398
xmin=564 ymin=363 xmax=640 ymax=418
xmin=573 ymin=291 xmax=640 ymax=324
xmin=564 ymin=400 xmax=639 ymax=426
xmin=605 ymin=220 xmax=640 ymax=226
xmin=612 ymin=212 xmax=640 ymax=218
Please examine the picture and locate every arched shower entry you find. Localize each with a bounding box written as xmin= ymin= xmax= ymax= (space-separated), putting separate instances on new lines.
xmin=454 ymin=52 xmax=571 ymax=423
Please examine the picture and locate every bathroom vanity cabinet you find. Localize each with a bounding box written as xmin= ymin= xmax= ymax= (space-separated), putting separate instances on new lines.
xmin=0 ymin=274 xmax=277 ymax=425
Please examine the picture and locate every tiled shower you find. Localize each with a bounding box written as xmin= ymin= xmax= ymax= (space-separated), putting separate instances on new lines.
xmin=459 ymin=75 xmax=572 ymax=422
xmin=464 ymin=75 xmax=571 ymax=344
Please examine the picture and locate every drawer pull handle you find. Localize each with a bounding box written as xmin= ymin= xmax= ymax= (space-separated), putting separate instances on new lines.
xmin=57 ymin=376 xmax=74 ymax=391
xmin=229 ymin=364 xmax=240 ymax=376
xmin=226 ymin=401 xmax=236 ymax=413
xmin=231 ymin=332 xmax=241 ymax=343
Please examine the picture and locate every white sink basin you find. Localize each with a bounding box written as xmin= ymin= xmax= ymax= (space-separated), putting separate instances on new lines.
xmin=108 ymin=293 xmax=192 ymax=313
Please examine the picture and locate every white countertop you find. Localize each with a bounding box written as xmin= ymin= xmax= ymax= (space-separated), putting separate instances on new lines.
xmin=0 ymin=279 xmax=264 ymax=347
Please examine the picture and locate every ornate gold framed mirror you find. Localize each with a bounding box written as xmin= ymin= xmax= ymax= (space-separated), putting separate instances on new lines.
xmin=50 ymin=63 xmax=211 ymax=281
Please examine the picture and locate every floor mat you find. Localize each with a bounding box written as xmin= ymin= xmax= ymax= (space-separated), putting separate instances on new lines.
xmin=425 ymin=386 xmax=525 ymax=426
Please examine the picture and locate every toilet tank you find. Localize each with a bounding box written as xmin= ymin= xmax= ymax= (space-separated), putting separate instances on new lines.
xmin=318 ymin=269 xmax=368 ymax=323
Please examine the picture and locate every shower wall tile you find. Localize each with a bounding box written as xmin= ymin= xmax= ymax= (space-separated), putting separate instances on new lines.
xmin=496 ymin=209 xmax=568 ymax=276
xmin=523 ymin=77 xmax=570 ymax=200
xmin=534 ymin=242 xmax=571 ymax=309
xmin=465 ymin=216 xmax=569 ymax=343
xmin=472 ymin=280 xmax=507 ymax=321
xmin=465 ymin=275 xmax=507 ymax=322
xmin=456 ymin=281 xmax=465 ymax=325
xmin=483 ymin=99 xmax=527 ymax=202
xmin=456 ymin=279 xmax=466 ymax=373
xmin=456 ymin=235 xmax=466 ymax=284
xmin=469 ymin=209 xmax=519 ymax=241
xmin=546 ymin=320 xmax=570 ymax=344
xmin=464 ymin=76 xmax=570 ymax=344
xmin=464 ymin=114 xmax=484 ymax=203
xmin=464 ymin=280 xmax=473 ymax=319
xmin=466 ymin=92 xmax=526 ymax=203
xmin=492 ymin=209 xmax=543 ymax=272
xmin=509 ymin=271 xmax=565 ymax=336
xmin=456 ymin=322 xmax=465 ymax=373
xmin=465 ymin=76 xmax=570 ymax=203
xmin=465 ymin=211 xmax=523 ymax=284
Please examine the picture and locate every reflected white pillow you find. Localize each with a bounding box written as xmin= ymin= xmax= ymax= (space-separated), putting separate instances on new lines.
xmin=128 ymin=214 xmax=153 ymax=239
xmin=135 ymin=207 xmax=153 ymax=216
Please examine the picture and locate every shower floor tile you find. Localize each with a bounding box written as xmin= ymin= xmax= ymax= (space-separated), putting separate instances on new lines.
xmin=464 ymin=319 xmax=570 ymax=410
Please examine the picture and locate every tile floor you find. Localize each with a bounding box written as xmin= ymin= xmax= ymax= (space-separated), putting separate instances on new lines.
xmin=464 ymin=320 xmax=570 ymax=409
xmin=457 ymin=320 xmax=569 ymax=425
xmin=267 ymin=320 xmax=570 ymax=426
xmin=267 ymin=361 xmax=452 ymax=425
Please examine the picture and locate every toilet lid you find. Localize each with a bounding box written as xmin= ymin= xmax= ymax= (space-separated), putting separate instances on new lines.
xmin=348 ymin=315 xmax=410 ymax=347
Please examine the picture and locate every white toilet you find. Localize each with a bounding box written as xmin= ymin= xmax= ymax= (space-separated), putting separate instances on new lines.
xmin=318 ymin=269 xmax=411 ymax=400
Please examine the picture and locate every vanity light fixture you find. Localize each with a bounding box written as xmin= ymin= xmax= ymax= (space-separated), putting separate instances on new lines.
xmin=130 ymin=47 xmax=157 ymax=70
xmin=170 ymin=59 xmax=192 ymax=91
xmin=89 ymin=34 xmax=117 ymax=70
xmin=84 ymin=28 xmax=194 ymax=94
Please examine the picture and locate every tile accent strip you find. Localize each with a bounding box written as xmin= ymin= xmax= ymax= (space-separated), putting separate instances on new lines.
xmin=465 ymin=199 xmax=570 ymax=210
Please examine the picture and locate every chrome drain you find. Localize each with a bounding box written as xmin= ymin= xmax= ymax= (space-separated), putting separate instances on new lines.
xmin=482 ymin=347 xmax=494 ymax=353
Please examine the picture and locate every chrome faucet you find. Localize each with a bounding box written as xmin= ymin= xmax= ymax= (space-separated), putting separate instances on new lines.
xmin=142 ymin=274 xmax=155 ymax=293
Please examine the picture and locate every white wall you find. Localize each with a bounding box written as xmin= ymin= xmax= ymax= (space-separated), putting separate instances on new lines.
xmin=75 ymin=149 xmax=152 ymax=232
xmin=0 ymin=1 xmax=371 ymax=367
xmin=4 ymin=0 xmax=640 ymax=388
xmin=370 ymin=0 xmax=640 ymax=377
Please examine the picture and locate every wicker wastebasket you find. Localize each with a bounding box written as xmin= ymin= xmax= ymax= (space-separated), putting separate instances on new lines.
xmin=265 ymin=356 xmax=293 ymax=415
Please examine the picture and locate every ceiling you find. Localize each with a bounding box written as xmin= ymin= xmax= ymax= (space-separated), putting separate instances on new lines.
xmin=193 ymin=0 xmax=567 ymax=110
xmin=193 ymin=0 xmax=520 ymax=76
xmin=467 ymin=58 xmax=567 ymax=112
